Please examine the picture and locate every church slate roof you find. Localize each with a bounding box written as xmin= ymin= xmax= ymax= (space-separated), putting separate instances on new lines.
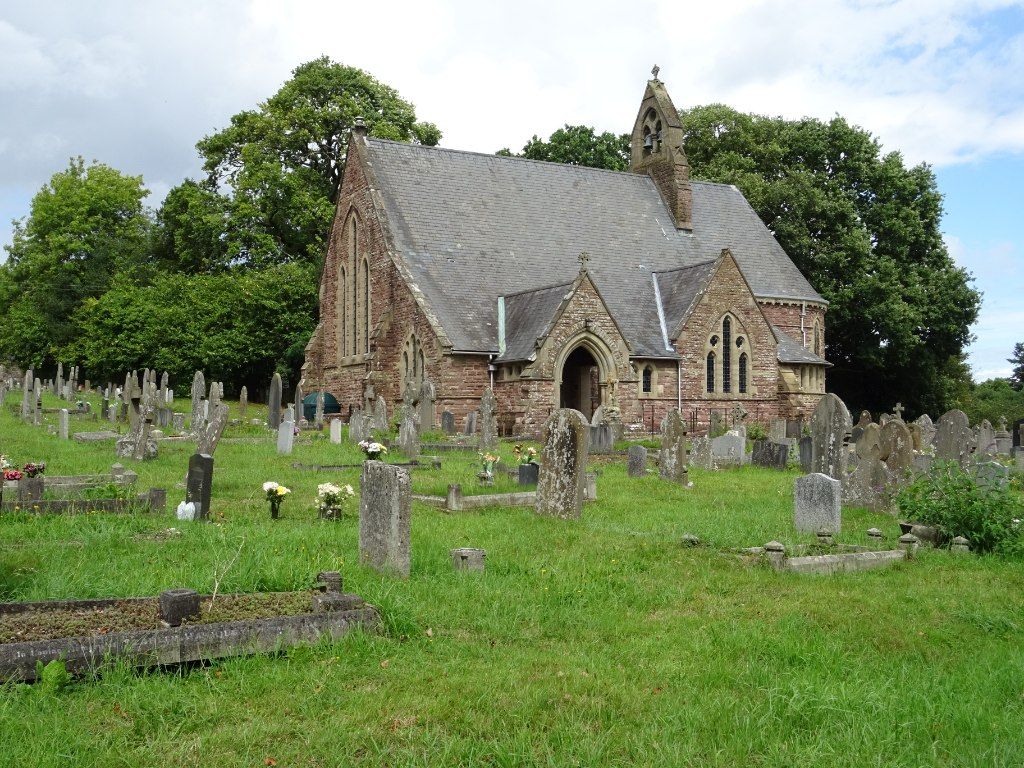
xmin=497 ymin=281 xmax=573 ymax=363
xmin=365 ymin=138 xmax=824 ymax=357
xmin=773 ymin=326 xmax=831 ymax=366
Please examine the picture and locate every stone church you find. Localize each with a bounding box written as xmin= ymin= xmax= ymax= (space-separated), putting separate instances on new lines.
xmin=301 ymin=73 xmax=829 ymax=435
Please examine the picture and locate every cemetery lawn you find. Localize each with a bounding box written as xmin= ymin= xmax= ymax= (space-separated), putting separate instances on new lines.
xmin=3 ymin=396 xmax=1024 ymax=766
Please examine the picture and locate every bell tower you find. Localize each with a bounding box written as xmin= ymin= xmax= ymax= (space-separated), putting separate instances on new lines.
xmin=630 ymin=66 xmax=693 ymax=231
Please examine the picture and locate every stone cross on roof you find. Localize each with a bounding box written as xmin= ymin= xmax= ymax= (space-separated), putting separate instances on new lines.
xmin=578 ymin=251 xmax=590 ymax=272
xmin=651 ymin=64 xmax=660 ymax=80
xmin=893 ymin=402 xmax=904 ymax=421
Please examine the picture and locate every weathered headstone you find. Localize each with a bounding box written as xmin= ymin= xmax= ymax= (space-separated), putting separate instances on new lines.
xmin=798 ymin=435 xmax=813 ymax=473
xmin=358 ymin=461 xmax=412 ymax=577
xmin=535 ymin=409 xmax=589 ymax=519
xmin=809 ymin=393 xmax=851 ymax=479
xmin=185 ymin=453 xmax=214 ymax=520
xmin=689 ymin=435 xmax=714 ymax=470
xmin=994 ymin=417 xmax=1012 ymax=455
xmin=851 ymin=410 xmax=872 ymax=444
xmin=589 ymin=424 xmax=614 ymax=454
xmin=418 ymin=380 xmax=436 ymax=431
xmin=879 ymin=420 xmax=914 ymax=478
xmin=397 ymin=406 xmax=420 ymax=459
xmin=935 ymin=409 xmax=973 ymax=469
xmin=58 ymin=408 xmax=70 ymax=440
xmin=518 ymin=462 xmax=540 ymax=486
xmin=196 ymin=403 xmax=229 ymax=455
xmin=915 ymin=414 xmax=936 ymax=452
xmin=974 ymin=461 xmax=1009 ymax=491
xmin=464 ymin=410 xmax=478 ymax=436
xmin=975 ymin=419 xmax=997 ymax=458
xmin=268 ymin=373 xmax=283 ymax=430
xmin=480 ymin=388 xmax=498 ymax=450
xmin=711 ymin=431 xmax=744 ymax=467
xmin=189 ymin=370 xmax=205 ymax=432
xmin=315 ymin=390 xmax=325 ymax=429
xmin=330 ymin=418 xmax=343 ymax=444
xmin=239 ymin=386 xmax=248 ymax=420
xmin=627 ymin=444 xmax=647 ymax=477
xmin=659 ymin=409 xmax=689 ymax=483
xmin=171 ymin=412 xmax=185 ymax=432
xmin=441 ymin=410 xmax=456 ymax=435
xmin=349 ymin=410 xmax=368 ymax=443
xmin=795 ymin=472 xmax=841 ymax=533
xmin=277 ymin=420 xmax=294 ymax=455
xmin=373 ymin=395 xmax=388 ymax=432
xmin=752 ymin=440 xmax=789 ymax=470
xmin=293 ymin=382 xmax=304 ymax=425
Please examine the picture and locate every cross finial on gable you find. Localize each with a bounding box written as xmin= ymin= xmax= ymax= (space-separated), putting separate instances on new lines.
xmin=578 ymin=251 xmax=590 ymax=272
xmin=651 ymin=64 xmax=660 ymax=80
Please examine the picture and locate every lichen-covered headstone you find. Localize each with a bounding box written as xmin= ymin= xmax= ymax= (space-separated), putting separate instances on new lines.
xmin=480 ymin=387 xmax=498 ymax=451
xmin=189 ymin=370 xmax=206 ymax=432
xmin=373 ymin=395 xmax=388 ymax=432
xmin=627 ymin=444 xmax=647 ymax=477
xmin=268 ymin=373 xmax=283 ymax=430
xmin=879 ymin=420 xmax=913 ymax=478
xmin=196 ymin=403 xmax=229 ymax=455
xmin=239 ymin=386 xmax=248 ymax=420
xmin=975 ymin=419 xmax=996 ymax=458
xmin=359 ymin=461 xmax=412 ymax=577
xmin=659 ymin=409 xmax=689 ymax=483
xmin=441 ymin=410 xmax=455 ymax=435
xmin=711 ymin=431 xmax=744 ymax=467
xmin=795 ymin=472 xmax=841 ymax=533
xmin=689 ymin=435 xmax=714 ymax=470
xmin=915 ymin=414 xmax=936 ymax=452
xmin=810 ymin=393 xmax=851 ymax=479
xmin=535 ymin=408 xmax=589 ymax=520
xmin=851 ymin=410 xmax=872 ymax=444
xmin=935 ymin=409 xmax=973 ymax=469
xmin=418 ymin=380 xmax=436 ymax=431
xmin=752 ymin=440 xmax=789 ymax=470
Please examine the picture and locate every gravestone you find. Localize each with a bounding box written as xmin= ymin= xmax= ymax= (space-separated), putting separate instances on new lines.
xmin=441 ymin=410 xmax=456 ymax=435
xmin=358 ymin=461 xmax=412 ymax=577
xmin=994 ymin=417 xmax=1012 ymax=455
xmin=689 ymin=435 xmax=714 ymax=470
xmin=975 ymin=419 xmax=997 ymax=458
xmin=879 ymin=420 xmax=914 ymax=479
xmin=711 ymin=431 xmax=744 ymax=467
xmin=752 ymin=440 xmax=789 ymax=470
xmin=189 ymin=370 xmax=206 ymax=432
xmin=59 ymin=409 xmax=70 ymax=440
xmin=518 ymin=462 xmax=540 ymax=486
xmin=196 ymin=403 xmax=229 ymax=455
xmin=914 ymin=414 xmax=936 ymax=452
xmin=480 ymin=388 xmax=498 ymax=450
xmin=851 ymin=410 xmax=872 ymax=444
xmin=349 ymin=410 xmax=368 ymax=443
xmin=535 ymin=409 xmax=589 ymax=519
xmin=785 ymin=418 xmax=803 ymax=440
xmin=171 ymin=413 xmax=185 ymax=432
xmin=974 ymin=461 xmax=1009 ymax=491
xmin=185 ymin=453 xmax=214 ymax=520
xmin=330 ymin=419 xmax=343 ymax=444
xmin=659 ymin=409 xmax=689 ymax=483
xmin=397 ymin=406 xmax=420 ymax=459
xmin=33 ymin=378 xmax=42 ymax=425
xmin=627 ymin=445 xmax=647 ymax=477
xmin=277 ymin=420 xmax=294 ymax=455
xmin=798 ymin=435 xmax=813 ymax=473
xmin=809 ymin=393 xmax=851 ymax=479
xmin=239 ymin=386 xmax=248 ymax=420
xmin=418 ymin=380 xmax=436 ymax=431
xmin=315 ymin=390 xmax=325 ymax=429
xmin=292 ymin=382 xmax=304 ymax=425
xmin=373 ymin=396 xmax=388 ymax=432
xmin=589 ymin=424 xmax=614 ymax=454
xmin=855 ymin=422 xmax=882 ymax=460
xmin=20 ymin=370 xmax=32 ymax=420
xmin=464 ymin=410 xmax=478 ymax=436
xmin=794 ymin=473 xmax=841 ymax=534
xmin=709 ymin=412 xmax=725 ymax=436
xmin=268 ymin=372 xmax=283 ymax=430
xmin=935 ymin=409 xmax=973 ymax=469
xmin=769 ymin=419 xmax=787 ymax=442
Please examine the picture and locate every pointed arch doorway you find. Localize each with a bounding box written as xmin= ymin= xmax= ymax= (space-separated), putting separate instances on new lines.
xmin=559 ymin=346 xmax=601 ymax=419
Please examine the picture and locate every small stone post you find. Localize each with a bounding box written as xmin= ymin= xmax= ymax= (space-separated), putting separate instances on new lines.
xmin=764 ymin=541 xmax=786 ymax=571
xmin=450 ymin=547 xmax=486 ymax=572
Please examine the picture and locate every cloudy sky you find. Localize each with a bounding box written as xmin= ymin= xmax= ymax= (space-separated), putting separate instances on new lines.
xmin=2 ymin=0 xmax=1022 ymax=379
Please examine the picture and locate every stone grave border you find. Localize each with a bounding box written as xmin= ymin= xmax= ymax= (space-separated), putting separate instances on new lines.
xmin=0 ymin=588 xmax=379 ymax=682
xmin=0 ymin=488 xmax=166 ymax=515
xmin=753 ymin=536 xmax=918 ymax=575
xmin=292 ymin=458 xmax=441 ymax=472
xmin=414 ymin=475 xmax=596 ymax=512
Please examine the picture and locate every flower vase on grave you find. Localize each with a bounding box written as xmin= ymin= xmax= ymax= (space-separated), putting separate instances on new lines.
xmin=263 ymin=481 xmax=290 ymax=520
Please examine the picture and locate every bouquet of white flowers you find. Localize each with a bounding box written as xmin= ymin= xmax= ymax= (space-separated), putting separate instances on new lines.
xmin=316 ymin=482 xmax=355 ymax=520
xmin=263 ymin=481 xmax=291 ymax=519
xmin=358 ymin=440 xmax=388 ymax=461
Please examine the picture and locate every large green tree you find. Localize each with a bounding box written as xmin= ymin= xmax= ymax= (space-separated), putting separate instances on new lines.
xmin=677 ymin=105 xmax=979 ymax=416
xmin=500 ymin=109 xmax=980 ymax=415
xmin=0 ymin=157 xmax=151 ymax=370
xmin=499 ymin=125 xmax=630 ymax=170
xmin=1009 ymin=342 xmax=1024 ymax=392
xmin=193 ymin=57 xmax=441 ymax=269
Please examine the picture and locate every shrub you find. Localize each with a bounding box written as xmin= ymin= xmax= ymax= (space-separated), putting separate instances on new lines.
xmin=747 ymin=423 xmax=768 ymax=442
xmin=896 ymin=461 xmax=1023 ymax=554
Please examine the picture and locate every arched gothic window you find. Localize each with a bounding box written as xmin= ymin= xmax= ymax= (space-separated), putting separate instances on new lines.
xmin=363 ymin=257 xmax=371 ymax=354
xmin=347 ymin=214 xmax=358 ymax=357
xmin=337 ymin=266 xmax=347 ymax=361
xmin=722 ymin=316 xmax=732 ymax=393
xmin=642 ymin=366 xmax=653 ymax=394
xmin=706 ymin=352 xmax=715 ymax=393
xmin=739 ymin=353 xmax=748 ymax=394
xmin=400 ymin=334 xmax=425 ymax=386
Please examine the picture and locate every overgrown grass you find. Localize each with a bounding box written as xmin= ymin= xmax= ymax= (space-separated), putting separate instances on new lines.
xmin=2 ymin=391 xmax=1024 ymax=766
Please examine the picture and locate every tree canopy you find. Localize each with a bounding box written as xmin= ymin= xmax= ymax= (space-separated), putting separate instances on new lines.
xmin=499 ymin=125 xmax=630 ymax=170
xmin=1009 ymin=342 xmax=1024 ymax=392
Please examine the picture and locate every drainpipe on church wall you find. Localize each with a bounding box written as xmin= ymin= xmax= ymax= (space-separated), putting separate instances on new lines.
xmin=488 ymin=356 xmax=495 ymax=390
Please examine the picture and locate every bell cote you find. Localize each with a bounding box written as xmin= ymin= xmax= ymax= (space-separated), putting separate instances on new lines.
xmin=630 ymin=68 xmax=693 ymax=231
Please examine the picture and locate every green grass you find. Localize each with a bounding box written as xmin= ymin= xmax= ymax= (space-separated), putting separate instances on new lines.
xmin=2 ymin=391 xmax=1024 ymax=766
